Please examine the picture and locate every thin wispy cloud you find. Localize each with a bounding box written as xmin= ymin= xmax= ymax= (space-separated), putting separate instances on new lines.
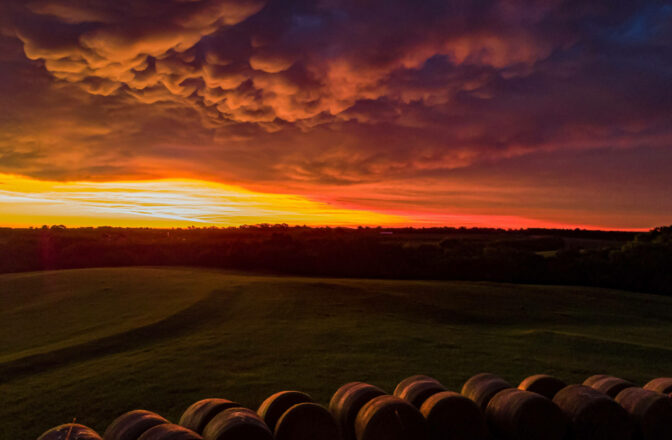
xmin=0 ymin=174 xmax=404 ymax=226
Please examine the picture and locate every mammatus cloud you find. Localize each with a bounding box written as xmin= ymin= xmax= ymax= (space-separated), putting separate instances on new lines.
xmin=2 ymin=0 xmax=570 ymax=124
xmin=0 ymin=0 xmax=671 ymax=228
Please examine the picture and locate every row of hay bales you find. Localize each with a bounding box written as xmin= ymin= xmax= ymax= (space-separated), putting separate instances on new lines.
xmin=37 ymin=374 xmax=672 ymax=440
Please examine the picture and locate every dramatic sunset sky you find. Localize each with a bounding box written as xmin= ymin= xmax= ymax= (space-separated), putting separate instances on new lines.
xmin=0 ymin=0 xmax=670 ymax=229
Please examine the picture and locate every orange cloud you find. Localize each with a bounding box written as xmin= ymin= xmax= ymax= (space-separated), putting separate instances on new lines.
xmin=0 ymin=1 xmax=670 ymax=230
xmin=4 ymin=0 xmax=567 ymax=126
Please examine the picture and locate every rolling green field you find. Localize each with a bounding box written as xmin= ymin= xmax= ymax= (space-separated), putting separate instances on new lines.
xmin=2 ymin=267 xmax=672 ymax=439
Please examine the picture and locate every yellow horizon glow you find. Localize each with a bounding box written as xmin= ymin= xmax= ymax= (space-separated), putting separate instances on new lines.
xmin=0 ymin=173 xmax=406 ymax=227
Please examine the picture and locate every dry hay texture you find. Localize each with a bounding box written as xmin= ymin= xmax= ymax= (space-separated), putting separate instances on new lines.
xmin=103 ymin=410 xmax=169 ymax=440
xmin=392 ymin=375 xmax=442 ymax=397
xmin=178 ymin=399 xmax=241 ymax=434
xmin=582 ymin=374 xmax=613 ymax=387
xmin=518 ymin=374 xmax=567 ymax=400
xmin=643 ymin=377 xmax=672 ymax=394
xmin=615 ymin=387 xmax=672 ymax=440
xmin=354 ymin=395 xmax=428 ymax=440
xmin=553 ymin=384 xmax=633 ymax=440
xmin=329 ymin=382 xmax=386 ymax=440
xmin=136 ymin=424 xmax=202 ymax=440
xmin=461 ymin=373 xmax=513 ymax=411
xmin=38 ymin=424 xmax=103 ymax=440
xmin=393 ymin=375 xmax=447 ymax=409
xmin=35 ymin=374 xmax=672 ymax=440
xmin=256 ymin=391 xmax=313 ymax=433
xmin=589 ymin=376 xmax=636 ymax=398
xmin=420 ymin=391 xmax=488 ymax=440
xmin=486 ymin=388 xmax=567 ymax=440
xmin=273 ymin=402 xmax=339 ymax=440
xmin=201 ymin=408 xmax=272 ymax=440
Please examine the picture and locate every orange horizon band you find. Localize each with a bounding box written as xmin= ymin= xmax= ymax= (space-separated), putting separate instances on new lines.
xmin=0 ymin=173 xmax=650 ymax=231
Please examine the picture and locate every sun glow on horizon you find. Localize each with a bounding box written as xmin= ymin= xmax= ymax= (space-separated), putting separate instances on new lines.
xmin=0 ymin=174 xmax=652 ymax=231
xmin=0 ymin=174 xmax=406 ymax=227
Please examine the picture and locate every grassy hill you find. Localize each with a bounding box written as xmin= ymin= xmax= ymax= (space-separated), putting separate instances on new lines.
xmin=2 ymin=267 xmax=671 ymax=439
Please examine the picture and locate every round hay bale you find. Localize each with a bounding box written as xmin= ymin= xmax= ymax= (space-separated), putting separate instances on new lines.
xmin=552 ymin=384 xmax=633 ymax=440
xmin=137 ymin=424 xmax=201 ymax=440
xmin=202 ymin=408 xmax=272 ymax=440
xmin=395 ymin=378 xmax=447 ymax=409
xmin=104 ymin=410 xmax=169 ymax=440
xmin=590 ymin=376 xmax=636 ymax=398
xmin=518 ymin=374 xmax=566 ymax=400
xmin=419 ymin=391 xmax=487 ymax=440
xmin=274 ymin=402 xmax=339 ymax=440
xmin=393 ymin=375 xmax=441 ymax=397
xmin=329 ymin=382 xmax=386 ymax=440
xmin=486 ymin=388 xmax=566 ymax=440
xmin=179 ymin=399 xmax=241 ymax=434
xmin=615 ymin=387 xmax=672 ymax=440
xmin=461 ymin=373 xmax=512 ymax=411
xmin=583 ymin=374 xmax=611 ymax=387
xmin=355 ymin=395 xmax=428 ymax=440
xmin=38 ymin=424 xmax=102 ymax=440
xmin=643 ymin=378 xmax=672 ymax=395
xmin=257 ymin=391 xmax=313 ymax=433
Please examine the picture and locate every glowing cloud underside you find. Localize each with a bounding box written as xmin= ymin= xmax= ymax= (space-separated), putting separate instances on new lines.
xmin=0 ymin=174 xmax=405 ymax=227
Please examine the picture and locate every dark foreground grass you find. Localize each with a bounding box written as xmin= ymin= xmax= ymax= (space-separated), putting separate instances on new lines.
xmin=1 ymin=267 xmax=671 ymax=438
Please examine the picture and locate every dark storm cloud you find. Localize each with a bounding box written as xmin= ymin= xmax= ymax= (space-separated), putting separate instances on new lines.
xmin=0 ymin=0 xmax=671 ymax=227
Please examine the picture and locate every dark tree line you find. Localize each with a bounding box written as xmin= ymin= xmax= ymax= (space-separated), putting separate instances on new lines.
xmin=0 ymin=225 xmax=670 ymax=295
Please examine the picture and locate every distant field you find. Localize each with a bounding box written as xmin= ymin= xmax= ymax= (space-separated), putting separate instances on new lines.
xmin=2 ymin=267 xmax=672 ymax=439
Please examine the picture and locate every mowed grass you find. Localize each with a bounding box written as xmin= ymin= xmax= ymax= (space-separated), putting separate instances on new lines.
xmin=1 ymin=267 xmax=672 ymax=438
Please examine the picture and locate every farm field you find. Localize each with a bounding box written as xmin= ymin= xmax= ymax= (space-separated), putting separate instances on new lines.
xmin=1 ymin=267 xmax=672 ymax=439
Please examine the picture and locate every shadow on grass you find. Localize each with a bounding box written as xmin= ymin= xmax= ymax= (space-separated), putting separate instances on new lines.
xmin=0 ymin=290 xmax=237 ymax=382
